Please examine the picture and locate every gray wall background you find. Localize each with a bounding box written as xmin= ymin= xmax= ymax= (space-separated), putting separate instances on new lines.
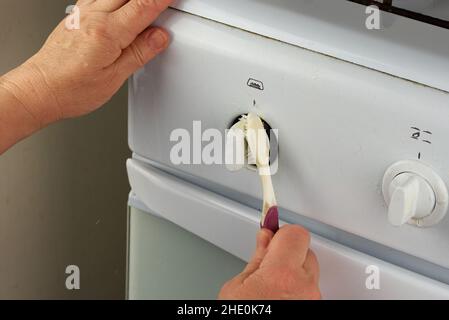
xmin=0 ymin=0 xmax=129 ymax=299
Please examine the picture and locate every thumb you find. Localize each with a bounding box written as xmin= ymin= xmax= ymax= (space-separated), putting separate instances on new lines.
xmin=114 ymin=27 xmax=170 ymax=80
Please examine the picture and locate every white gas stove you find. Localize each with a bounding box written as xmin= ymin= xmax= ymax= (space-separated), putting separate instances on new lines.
xmin=126 ymin=0 xmax=449 ymax=299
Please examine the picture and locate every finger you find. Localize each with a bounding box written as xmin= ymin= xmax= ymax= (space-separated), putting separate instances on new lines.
xmin=262 ymin=225 xmax=311 ymax=268
xmin=113 ymin=27 xmax=170 ymax=80
xmin=303 ymin=250 xmax=320 ymax=283
xmin=93 ymin=0 xmax=129 ymax=12
xmin=242 ymin=229 xmax=274 ymax=275
xmin=111 ymin=0 xmax=173 ymax=48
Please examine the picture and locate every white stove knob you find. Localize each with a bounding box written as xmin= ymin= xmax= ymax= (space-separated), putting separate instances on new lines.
xmin=382 ymin=160 xmax=449 ymax=227
xmin=387 ymin=173 xmax=435 ymax=227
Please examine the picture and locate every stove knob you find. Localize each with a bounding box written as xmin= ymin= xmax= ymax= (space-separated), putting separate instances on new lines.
xmin=382 ymin=160 xmax=449 ymax=227
xmin=387 ymin=173 xmax=435 ymax=226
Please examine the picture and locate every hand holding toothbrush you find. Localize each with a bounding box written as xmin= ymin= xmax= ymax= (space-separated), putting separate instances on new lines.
xmin=219 ymin=225 xmax=321 ymax=300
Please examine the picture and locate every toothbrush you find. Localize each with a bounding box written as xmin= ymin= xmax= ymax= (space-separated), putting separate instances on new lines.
xmin=245 ymin=113 xmax=280 ymax=233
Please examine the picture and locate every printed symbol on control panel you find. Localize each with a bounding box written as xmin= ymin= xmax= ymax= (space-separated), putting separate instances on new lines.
xmin=247 ymin=78 xmax=264 ymax=91
xmin=411 ymin=127 xmax=432 ymax=145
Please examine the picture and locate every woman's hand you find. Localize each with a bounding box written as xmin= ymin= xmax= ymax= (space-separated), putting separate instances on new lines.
xmin=1 ymin=0 xmax=172 ymax=128
xmin=219 ymin=225 xmax=321 ymax=300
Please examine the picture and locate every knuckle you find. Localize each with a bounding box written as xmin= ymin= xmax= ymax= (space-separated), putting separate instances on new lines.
xmin=135 ymin=0 xmax=165 ymax=11
xmin=129 ymin=43 xmax=147 ymax=67
xmin=86 ymin=21 xmax=110 ymax=41
xmin=281 ymin=224 xmax=311 ymax=243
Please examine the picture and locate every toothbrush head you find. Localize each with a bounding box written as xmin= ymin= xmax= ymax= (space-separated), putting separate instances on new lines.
xmin=246 ymin=113 xmax=270 ymax=169
xmin=261 ymin=206 xmax=280 ymax=233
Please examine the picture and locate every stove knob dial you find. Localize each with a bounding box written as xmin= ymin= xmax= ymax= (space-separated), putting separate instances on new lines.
xmin=382 ymin=161 xmax=449 ymax=227
xmin=387 ymin=173 xmax=435 ymax=226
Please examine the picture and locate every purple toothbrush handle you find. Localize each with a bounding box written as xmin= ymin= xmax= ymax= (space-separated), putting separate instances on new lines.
xmin=261 ymin=206 xmax=279 ymax=233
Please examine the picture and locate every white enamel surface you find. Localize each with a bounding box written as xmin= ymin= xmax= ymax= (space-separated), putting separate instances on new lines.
xmin=127 ymin=159 xmax=449 ymax=299
xmin=172 ymin=0 xmax=449 ymax=93
xmin=129 ymin=10 xmax=449 ymax=269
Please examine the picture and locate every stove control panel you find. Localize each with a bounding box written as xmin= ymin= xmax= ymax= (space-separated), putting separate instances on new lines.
xmin=129 ymin=10 xmax=449 ymax=270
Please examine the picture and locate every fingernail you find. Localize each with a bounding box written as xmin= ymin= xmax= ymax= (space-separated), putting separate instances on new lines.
xmin=148 ymin=29 xmax=168 ymax=50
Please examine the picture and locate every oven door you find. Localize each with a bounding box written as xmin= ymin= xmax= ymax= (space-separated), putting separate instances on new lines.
xmin=127 ymin=159 xmax=449 ymax=299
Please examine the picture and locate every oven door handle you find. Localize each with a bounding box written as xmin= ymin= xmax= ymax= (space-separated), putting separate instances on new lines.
xmin=127 ymin=158 xmax=262 ymax=261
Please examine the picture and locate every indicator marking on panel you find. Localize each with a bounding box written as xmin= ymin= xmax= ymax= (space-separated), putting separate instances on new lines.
xmin=247 ymin=78 xmax=264 ymax=91
xmin=410 ymin=126 xmax=433 ymax=145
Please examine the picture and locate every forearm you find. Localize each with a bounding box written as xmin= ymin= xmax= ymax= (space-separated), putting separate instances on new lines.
xmin=0 ymin=63 xmax=60 ymax=154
